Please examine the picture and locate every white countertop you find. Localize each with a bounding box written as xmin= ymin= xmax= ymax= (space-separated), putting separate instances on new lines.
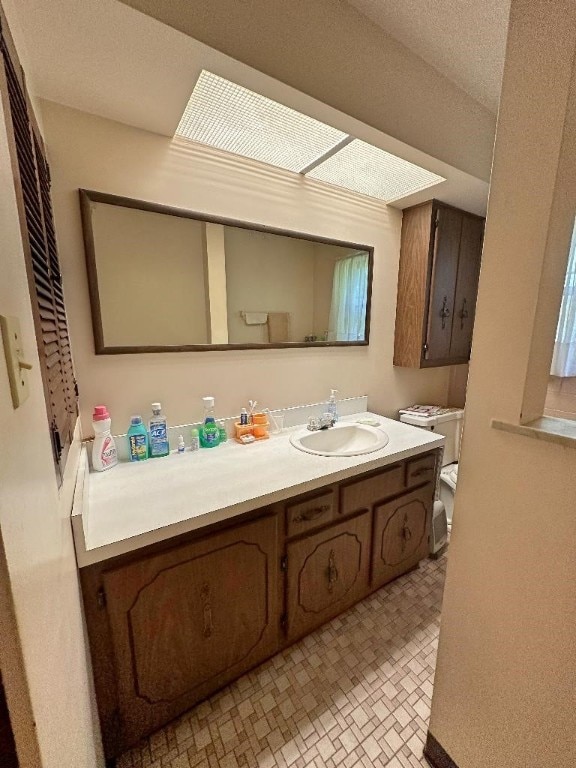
xmin=72 ymin=412 xmax=444 ymax=567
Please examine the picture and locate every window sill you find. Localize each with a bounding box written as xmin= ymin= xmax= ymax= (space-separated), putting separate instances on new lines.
xmin=491 ymin=416 xmax=576 ymax=448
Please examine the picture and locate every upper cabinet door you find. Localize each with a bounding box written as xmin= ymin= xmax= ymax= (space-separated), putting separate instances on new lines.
xmin=449 ymin=215 xmax=484 ymax=360
xmin=425 ymin=206 xmax=463 ymax=362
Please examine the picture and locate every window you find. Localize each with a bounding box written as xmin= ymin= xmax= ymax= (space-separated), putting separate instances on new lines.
xmin=551 ymin=218 xmax=576 ymax=378
xmin=0 ymin=16 xmax=77 ymax=482
xmin=327 ymin=252 xmax=369 ymax=342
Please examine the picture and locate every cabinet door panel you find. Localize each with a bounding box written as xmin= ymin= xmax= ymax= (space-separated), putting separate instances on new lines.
xmin=286 ymin=512 xmax=371 ymax=642
xmin=372 ymin=485 xmax=433 ymax=588
xmin=449 ymin=215 xmax=484 ymax=359
xmin=426 ymin=207 xmax=463 ymax=361
xmin=103 ymin=515 xmax=278 ymax=747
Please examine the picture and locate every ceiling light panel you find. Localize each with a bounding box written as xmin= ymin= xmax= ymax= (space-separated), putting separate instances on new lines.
xmin=177 ymin=71 xmax=347 ymax=172
xmin=307 ymin=139 xmax=445 ymax=202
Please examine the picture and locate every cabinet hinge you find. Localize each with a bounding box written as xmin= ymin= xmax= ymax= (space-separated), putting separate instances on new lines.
xmin=97 ymin=586 xmax=107 ymax=610
xmin=434 ymin=210 xmax=440 ymax=229
xmin=423 ymin=342 xmax=429 ymax=358
xmin=280 ymin=614 xmax=287 ymax=632
xmin=280 ymin=555 xmax=288 ymax=572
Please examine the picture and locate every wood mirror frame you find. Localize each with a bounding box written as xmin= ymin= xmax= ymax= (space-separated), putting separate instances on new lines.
xmin=79 ymin=189 xmax=374 ymax=355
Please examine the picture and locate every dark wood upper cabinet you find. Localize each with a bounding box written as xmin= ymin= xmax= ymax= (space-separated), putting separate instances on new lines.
xmin=394 ymin=200 xmax=485 ymax=368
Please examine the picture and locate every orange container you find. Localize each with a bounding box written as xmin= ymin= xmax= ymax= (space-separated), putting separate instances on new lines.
xmin=253 ymin=423 xmax=269 ymax=438
xmin=235 ymin=423 xmax=254 ymax=442
xmin=251 ymin=412 xmax=267 ymax=425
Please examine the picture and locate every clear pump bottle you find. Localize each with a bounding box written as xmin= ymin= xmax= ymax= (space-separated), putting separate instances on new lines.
xmin=327 ymin=389 xmax=339 ymax=422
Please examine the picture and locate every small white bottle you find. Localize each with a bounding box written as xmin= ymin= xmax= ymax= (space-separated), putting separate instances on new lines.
xmin=177 ymin=435 xmax=186 ymax=453
xmin=190 ymin=428 xmax=200 ymax=452
xmin=92 ymin=405 xmax=118 ymax=471
xmin=327 ymin=389 xmax=339 ymax=422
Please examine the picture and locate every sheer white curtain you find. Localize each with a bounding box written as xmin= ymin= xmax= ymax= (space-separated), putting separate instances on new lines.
xmin=327 ymin=252 xmax=369 ymax=342
xmin=551 ymin=220 xmax=576 ymax=377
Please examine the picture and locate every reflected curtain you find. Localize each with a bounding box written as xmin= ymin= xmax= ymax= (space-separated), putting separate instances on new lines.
xmin=551 ymin=221 xmax=576 ymax=377
xmin=327 ymin=252 xmax=369 ymax=342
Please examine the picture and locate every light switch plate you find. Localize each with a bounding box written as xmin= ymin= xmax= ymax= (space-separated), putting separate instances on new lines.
xmin=0 ymin=315 xmax=31 ymax=408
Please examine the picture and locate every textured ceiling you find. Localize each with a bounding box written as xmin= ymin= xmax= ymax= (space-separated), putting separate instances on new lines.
xmin=346 ymin=0 xmax=511 ymax=112
xmin=3 ymin=0 xmax=490 ymax=212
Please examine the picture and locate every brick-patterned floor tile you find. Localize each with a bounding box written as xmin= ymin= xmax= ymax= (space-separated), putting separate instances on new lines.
xmin=118 ymin=554 xmax=447 ymax=768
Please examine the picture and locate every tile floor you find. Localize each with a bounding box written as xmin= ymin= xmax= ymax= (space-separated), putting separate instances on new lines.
xmin=118 ymin=553 xmax=447 ymax=768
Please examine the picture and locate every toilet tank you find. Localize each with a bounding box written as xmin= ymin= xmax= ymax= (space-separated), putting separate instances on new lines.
xmin=399 ymin=408 xmax=464 ymax=466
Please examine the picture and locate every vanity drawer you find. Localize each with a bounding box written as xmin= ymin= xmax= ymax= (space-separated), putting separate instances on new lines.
xmin=340 ymin=465 xmax=404 ymax=517
xmin=285 ymin=490 xmax=336 ymax=537
xmin=405 ymin=453 xmax=437 ymax=488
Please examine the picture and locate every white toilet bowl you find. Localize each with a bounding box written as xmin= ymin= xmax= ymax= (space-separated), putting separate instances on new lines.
xmin=439 ymin=462 xmax=458 ymax=525
xmin=399 ymin=406 xmax=464 ymax=542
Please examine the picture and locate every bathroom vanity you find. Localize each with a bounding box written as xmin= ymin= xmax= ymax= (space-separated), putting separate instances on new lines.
xmin=72 ymin=412 xmax=443 ymax=759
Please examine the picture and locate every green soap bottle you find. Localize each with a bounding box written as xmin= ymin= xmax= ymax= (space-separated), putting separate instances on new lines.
xmin=199 ymin=396 xmax=220 ymax=448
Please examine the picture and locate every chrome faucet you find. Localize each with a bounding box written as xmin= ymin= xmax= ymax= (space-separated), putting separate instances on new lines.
xmin=307 ymin=413 xmax=336 ymax=431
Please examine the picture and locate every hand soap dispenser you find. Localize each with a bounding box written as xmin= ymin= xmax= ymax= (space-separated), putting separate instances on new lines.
xmin=200 ymin=396 xmax=220 ymax=448
xmin=327 ymin=389 xmax=339 ymax=422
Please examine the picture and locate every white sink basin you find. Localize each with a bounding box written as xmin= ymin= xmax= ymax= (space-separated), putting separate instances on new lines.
xmin=290 ymin=422 xmax=389 ymax=457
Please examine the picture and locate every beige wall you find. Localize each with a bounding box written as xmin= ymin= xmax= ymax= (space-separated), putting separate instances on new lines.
xmin=0 ymin=30 xmax=101 ymax=768
xmin=91 ymin=202 xmax=208 ymax=346
xmin=447 ymin=363 xmax=469 ymax=408
xmin=545 ymin=376 xmax=576 ymax=420
xmin=119 ymin=0 xmax=496 ymax=181
xmin=40 ymin=99 xmax=452 ymax=436
xmin=429 ymin=3 xmax=576 ymax=767
xmin=224 ymin=227 xmax=315 ymax=344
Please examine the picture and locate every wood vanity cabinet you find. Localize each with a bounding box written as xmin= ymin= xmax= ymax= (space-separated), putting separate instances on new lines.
xmin=394 ymin=200 xmax=485 ymax=368
xmin=81 ymin=452 xmax=438 ymax=761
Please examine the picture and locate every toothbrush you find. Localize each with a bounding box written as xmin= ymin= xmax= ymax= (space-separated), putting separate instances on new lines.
xmin=248 ymin=400 xmax=258 ymax=424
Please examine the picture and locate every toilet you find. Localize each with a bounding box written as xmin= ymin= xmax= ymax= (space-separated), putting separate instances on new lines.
xmin=398 ymin=407 xmax=464 ymax=526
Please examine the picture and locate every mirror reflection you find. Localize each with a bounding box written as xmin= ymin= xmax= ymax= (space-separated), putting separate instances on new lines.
xmin=80 ymin=191 xmax=372 ymax=352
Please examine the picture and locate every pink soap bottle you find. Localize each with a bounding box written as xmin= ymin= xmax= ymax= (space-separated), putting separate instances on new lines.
xmin=92 ymin=405 xmax=118 ymax=471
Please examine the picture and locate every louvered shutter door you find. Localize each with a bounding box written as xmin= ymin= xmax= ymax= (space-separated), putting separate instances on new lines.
xmin=0 ymin=15 xmax=77 ymax=481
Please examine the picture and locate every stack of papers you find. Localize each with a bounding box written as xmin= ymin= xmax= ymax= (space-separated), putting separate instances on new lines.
xmin=399 ymin=405 xmax=457 ymax=416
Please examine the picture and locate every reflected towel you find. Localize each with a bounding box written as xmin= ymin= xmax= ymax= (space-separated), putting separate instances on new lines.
xmin=243 ymin=312 xmax=268 ymax=325
xmin=268 ymin=312 xmax=290 ymax=343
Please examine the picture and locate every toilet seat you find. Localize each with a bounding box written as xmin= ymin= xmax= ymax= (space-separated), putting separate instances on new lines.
xmin=440 ymin=462 xmax=458 ymax=491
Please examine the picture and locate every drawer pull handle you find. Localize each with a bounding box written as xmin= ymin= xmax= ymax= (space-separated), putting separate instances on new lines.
xmin=327 ymin=549 xmax=339 ymax=592
xmin=293 ymin=503 xmax=331 ymax=523
xmin=200 ymin=583 xmax=213 ymax=639
xmin=410 ymin=466 xmax=433 ymax=478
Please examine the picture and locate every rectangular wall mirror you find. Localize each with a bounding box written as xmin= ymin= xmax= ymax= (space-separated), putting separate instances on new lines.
xmin=79 ymin=190 xmax=373 ymax=353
